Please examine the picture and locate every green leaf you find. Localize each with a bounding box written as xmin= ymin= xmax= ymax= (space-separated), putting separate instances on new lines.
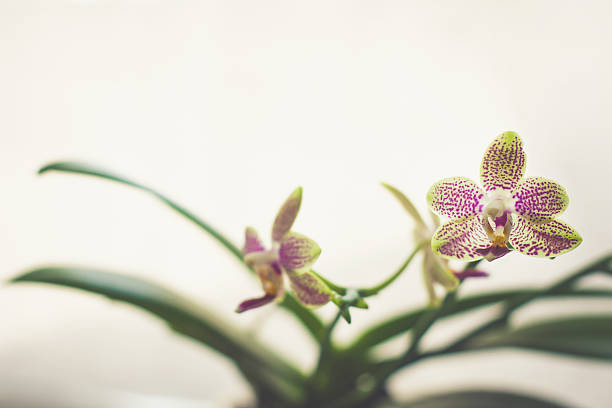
xmin=39 ymin=161 xmax=243 ymax=259
xmin=465 ymin=316 xmax=612 ymax=360
xmin=38 ymin=161 xmax=324 ymax=342
xmin=349 ymin=253 xmax=612 ymax=353
xmin=11 ymin=267 xmax=305 ymax=403
xmin=394 ymin=390 xmax=566 ymax=408
xmin=349 ymin=288 xmax=612 ymax=352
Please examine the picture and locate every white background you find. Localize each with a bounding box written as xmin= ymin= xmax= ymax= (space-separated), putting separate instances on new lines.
xmin=2 ymin=1 xmax=612 ymax=407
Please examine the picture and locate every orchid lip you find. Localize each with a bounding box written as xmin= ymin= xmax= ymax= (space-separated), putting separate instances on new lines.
xmin=480 ymin=189 xmax=515 ymax=249
xmin=476 ymin=244 xmax=512 ymax=262
xmin=244 ymin=249 xmax=279 ymax=268
xmin=482 ymin=189 xmax=515 ymax=218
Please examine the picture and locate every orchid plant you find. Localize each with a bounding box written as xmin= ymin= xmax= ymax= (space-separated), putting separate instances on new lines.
xmin=12 ymin=132 xmax=612 ymax=408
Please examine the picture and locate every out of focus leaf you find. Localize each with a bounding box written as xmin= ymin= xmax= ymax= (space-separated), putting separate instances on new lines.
xmin=465 ymin=316 xmax=612 ymax=360
xmin=351 ymin=253 xmax=612 ymax=353
xmin=38 ymin=161 xmax=324 ymax=341
xmin=391 ymin=390 xmax=566 ymax=408
xmin=349 ymin=288 xmax=612 ymax=352
xmin=11 ymin=267 xmax=305 ymax=404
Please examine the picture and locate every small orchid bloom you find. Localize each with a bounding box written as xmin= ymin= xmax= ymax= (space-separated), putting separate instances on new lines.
xmin=236 ymin=187 xmax=333 ymax=313
xmin=383 ymin=184 xmax=487 ymax=306
xmin=427 ymin=131 xmax=582 ymax=262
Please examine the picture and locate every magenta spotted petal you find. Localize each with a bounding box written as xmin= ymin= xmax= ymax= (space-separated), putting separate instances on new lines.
xmin=509 ymin=217 xmax=582 ymax=258
xmin=243 ymin=227 xmax=266 ymax=255
xmin=480 ymin=131 xmax=526 ymax=192
xmin=272 ymin=187 xmax=302 ymax=242
xmin=426 ymin=177 xmax=484 ymax=220
xmin=431 ymin=216 xmax=492 ymax=261
xmin=287 ymin=271 xmax=332 ymax=307
xmin=279 ymin=232 xmax=321 ymax=271
xmin=513 ymin=177 xmax=569 ymax=224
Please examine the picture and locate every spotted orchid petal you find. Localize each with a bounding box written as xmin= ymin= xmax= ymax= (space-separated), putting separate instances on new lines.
xmin=509 ymin=217 xmax=582 ymax=258
xmin=235 ymin=293 xmax=276 ymax=313
xmin=287 ymin=270 xmax=332 ymax=307
xmin=279 ymin=232 xmax=321 ymax=271
xmin=431 ymin=216 xmax=491 ymax=261
xmin=426 ymin=177 xmax=484 ymax=220
xmin=243 ymin=227 xmax=266 ymax=256
xmin=513 ymin=177 xmax=569 ymax=224
xmin=272 ymin=187 xmax=302 ymax=242
xmin=480 ymin=131 xmax=526 ymax=192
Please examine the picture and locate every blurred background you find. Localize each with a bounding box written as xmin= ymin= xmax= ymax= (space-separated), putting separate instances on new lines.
xmin=2 ymin=0 xmax=612 ymax=407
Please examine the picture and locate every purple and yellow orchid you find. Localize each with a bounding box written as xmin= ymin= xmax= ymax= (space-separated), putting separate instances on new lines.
xmin=236 ymin=187 xmax=333 ymax=313
xmin=427 ymin=131 xmax=582 ymax=262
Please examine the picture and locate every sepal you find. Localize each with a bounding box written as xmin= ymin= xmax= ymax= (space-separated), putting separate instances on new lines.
xmin=272 ymin=187 xmax=302 ymax=242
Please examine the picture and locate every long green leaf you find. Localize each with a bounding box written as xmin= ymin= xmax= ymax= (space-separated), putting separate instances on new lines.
xmin=464 ymin=316 xmax=612 ymax=360
xmin=40 ymin=161 xmax=243 ymax=260
xmin=38 ymin=161 xmax=324 ymax=340
xmin=11 ymin=267 xmax=305 ymax=404
xmin=348 ymin=288 xmax=612 ymax=352
xmin=393 ymin=390 xmax=566 ymax=408
xmin=502 ymin=252 xmax=612 ymax=314
xmin=350 ymin=252 xmax=612 ymax=353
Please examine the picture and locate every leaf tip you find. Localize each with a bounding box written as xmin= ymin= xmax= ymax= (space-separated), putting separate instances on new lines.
xmin=38 ymin=163 xmax=55 ymax=175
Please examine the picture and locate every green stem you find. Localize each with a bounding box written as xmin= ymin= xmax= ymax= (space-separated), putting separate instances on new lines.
xmin=316 ymin=310 xmax=343 ymax=366
xmin=358 ymin=241 xmax=427 ymax=297
xmin=305 ymin=310 xmax=344 ymax=406
xmin=400 ymin=258 xmax=482 ymax=357
xmin=403 ymin=291 xmax=457 ymax=359
xmin=348 ymin=260 xmax=484 ymax=403
xmin=311 ymin=270 xmax=347 ymax=296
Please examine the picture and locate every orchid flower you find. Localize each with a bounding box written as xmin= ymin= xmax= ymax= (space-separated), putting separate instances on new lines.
xmin=383 ymin=184 xmax=487 ymax=306
xmin=236 ymin=187 xmax=333 ymax=313
xmin=427 ymin=131 xmax=582 ymax=262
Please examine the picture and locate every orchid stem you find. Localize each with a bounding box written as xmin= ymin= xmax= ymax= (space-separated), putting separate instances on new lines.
xmin=311 ymin=270 xmax=347 ymax=296
xmin=404 ymin=290 xmax=457 ymax=359
xmin=358 ymin=241 xmax=428 ymax=297
xmin=320 ymin=310 xmax=343 ymax=349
